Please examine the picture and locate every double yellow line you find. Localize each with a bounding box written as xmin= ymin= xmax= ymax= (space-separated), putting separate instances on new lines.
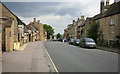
xmin=44 ymin=47 xmax=59 ymax=74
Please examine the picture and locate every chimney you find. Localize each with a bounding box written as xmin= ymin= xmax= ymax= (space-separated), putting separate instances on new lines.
xmin=73 ymin=20 xmax=75 ymax=23
xmin=81 ymin=16 xmax=84 ymax=20
xmin=29 ymin=22 xmax=32 ymax=26
xmin=106 ymin=0 xmax=109 ymax=6
xmin=37 ymin=20 xmax=40 ymax=23
xmin=100 ymin=0 xmax=105 ymax=12
xmin=78 ymin=18 xmax=80 ymax=21
xmin=33 ymin=18 xmax=36 ymax=22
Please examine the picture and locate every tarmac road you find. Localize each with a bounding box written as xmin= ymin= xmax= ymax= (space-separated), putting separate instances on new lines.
xmin=44 ymin=41 xmax=118 ymax=72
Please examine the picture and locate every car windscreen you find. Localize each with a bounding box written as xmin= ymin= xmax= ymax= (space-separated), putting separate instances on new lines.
xmin=85 ymin=38 xmax=94 ymax=42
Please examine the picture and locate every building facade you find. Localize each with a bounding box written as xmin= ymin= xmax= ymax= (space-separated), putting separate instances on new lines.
xmin=28 ymin=18 xmax=44 ymax=41
xmin=1 ymin=2 xmax=29 ymax=52
xmin=94 ymin=0 xmax=120 ymax=43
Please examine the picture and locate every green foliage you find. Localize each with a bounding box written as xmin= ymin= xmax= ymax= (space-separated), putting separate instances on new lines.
xmin=57 ymin=33 xmax=61 ymax=39
xmin=35 ymin=39 xmax=38 ymax=41
xmin=43 ymin=24 xmax=54 ymax=39
xmin=87 ymin=22 xmax=99 ymax=43
xmin=97 ymin=41 xmax=108 ymax=47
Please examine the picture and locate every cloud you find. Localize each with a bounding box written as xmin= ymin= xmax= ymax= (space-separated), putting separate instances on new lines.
xmin=2 ymin=1 xmax=115 ymax=34
xmin=19 ymin=14 xmax=72 ymax=34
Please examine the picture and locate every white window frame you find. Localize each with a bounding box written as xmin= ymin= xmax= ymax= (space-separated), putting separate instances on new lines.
xmin=110 ymin=17 xmax=115 ymax=25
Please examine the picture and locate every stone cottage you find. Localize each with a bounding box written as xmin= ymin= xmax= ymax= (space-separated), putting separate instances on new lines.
xmin=0 ymin=2 xmax=27 ymax=52
xmin=94 ymin=0 xmax=120 ymax=44
xmin=28 ymin=18 xmax=44 ymax=41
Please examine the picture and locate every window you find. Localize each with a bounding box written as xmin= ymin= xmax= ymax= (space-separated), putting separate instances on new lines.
xmin=109 ymin=33 xmax=115 ymax=40
xmin=110 ymin=17 xmax=115 ymax=25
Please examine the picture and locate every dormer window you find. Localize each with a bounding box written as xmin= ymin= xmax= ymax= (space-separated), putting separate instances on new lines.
xmin=110 ymin=17 xmax=115 ymax=25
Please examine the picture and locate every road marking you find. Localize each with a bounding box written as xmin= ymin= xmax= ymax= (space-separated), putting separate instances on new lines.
xmin=44 ymin=47 xmax=59 ymax=74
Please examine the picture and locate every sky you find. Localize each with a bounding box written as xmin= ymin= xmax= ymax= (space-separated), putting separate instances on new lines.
xmin=1 ymin=0 xmax=114 ymax=34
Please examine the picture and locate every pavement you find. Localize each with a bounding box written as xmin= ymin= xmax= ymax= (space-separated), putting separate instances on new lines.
xmin=2 ymin=41 xmax=49 ymax=72
xmin=0 ymin=57 xmax=2 ymax=74
xmin=96 ymin=46 xmax=119 ymax=54
xmin=44 ymin=41 xmax=118 ymax=72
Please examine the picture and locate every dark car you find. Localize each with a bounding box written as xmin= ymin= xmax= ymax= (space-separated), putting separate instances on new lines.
xmin=53 ymin=39 xmax=57 ymax=41
xmin=79 ymin=38 xmax=96 ymax=48
xmin=73 ymin=39 xmax=80 ymax=46
xmin=69 ymin=39 xmax=75 ymax=45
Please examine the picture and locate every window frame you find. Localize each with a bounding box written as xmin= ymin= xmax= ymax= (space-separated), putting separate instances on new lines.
xmin=110 ymin=17 xmax=115 ymax=26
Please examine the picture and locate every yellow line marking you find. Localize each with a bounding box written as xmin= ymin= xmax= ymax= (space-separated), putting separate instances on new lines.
xmin=44 ymin=47 xmax=59 ymax=73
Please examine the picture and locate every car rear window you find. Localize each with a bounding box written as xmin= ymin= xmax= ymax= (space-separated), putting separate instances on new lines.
xmin=85 ymin=38 xmax=94 ymax=42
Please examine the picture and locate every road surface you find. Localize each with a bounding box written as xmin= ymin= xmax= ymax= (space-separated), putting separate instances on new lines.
xmin=44 ymin=41 xmax=118 ymax=72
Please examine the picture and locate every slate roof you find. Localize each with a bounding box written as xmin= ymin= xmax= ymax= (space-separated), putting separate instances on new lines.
xmin=104 ymin=1 xmax=120 ymax=17
xmin=94 ymin=1 xmax=120 ymax=20
xmin=26 ymin=25 xmax=37 ymax=32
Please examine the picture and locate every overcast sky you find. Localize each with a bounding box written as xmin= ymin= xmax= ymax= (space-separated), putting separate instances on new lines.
xmin=2 ymin=0 xmax=114 ymax=34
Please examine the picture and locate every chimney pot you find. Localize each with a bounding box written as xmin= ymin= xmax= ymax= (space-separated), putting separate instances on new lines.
xmin=106 ymin=0 xmax=109 ymax=6
xmin=81 ymin=16 xmax=84 ymax=20
xmin=100 ymin=0 xmax=105 ymax=12
xmin=73 ymin=20 xmax=75 ymax=23
xmin=37 ymin=20 xmax=40 ymax=23
xmin=33 ymin=18 xmax=36 ymax=22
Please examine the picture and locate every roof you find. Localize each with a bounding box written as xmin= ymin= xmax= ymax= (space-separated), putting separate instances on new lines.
xmin=94 ymin=1 xmax=120 ymax=20
xmin=1 ymin=2 xmax=26 ymax=26
xmin=104 ymin=1 xmax=120 ymax=17
xmin=31 ymin=22 xmax=39 ymax=30
xmin=93 ymin=13 xmax=103 ymax=20
xmin=26 ymin=25 xmax=37 ymax=32
xmin=80 ymin=21 xmax=85 ymax=27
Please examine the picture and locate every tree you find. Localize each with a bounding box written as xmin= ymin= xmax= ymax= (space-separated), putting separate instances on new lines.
xmin=43 ymin=24 xmax=54 ymax=39
xmin=57 ymin=33 xmax=61 ymax=39
xmin=87 ymin=22 xmax=99 ymax=43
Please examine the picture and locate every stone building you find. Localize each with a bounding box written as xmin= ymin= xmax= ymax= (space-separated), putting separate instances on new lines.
xmin=83 ymin=17 xmax=93 ymax=38
xmin=0 ymin=2 xmax=27 ymax=52
xmin=0 ymin=23 xmax=1 ymax=56
xmin=76 ymin=16 xmax=85 ymax=39
xmin=27 ymin=23 xmax=38 ymax=42
xmin=28 ymin=18 xmax=44 ymax=41
xmin=94 ymin=0 xmax=120 ymax=43
xmin=65 ymin=23 xmax=75 ymax=41
xmin=1 ymin=2 xmax=17 ymax=52
xmin=23 ymin=24 xmax=31 ymax=44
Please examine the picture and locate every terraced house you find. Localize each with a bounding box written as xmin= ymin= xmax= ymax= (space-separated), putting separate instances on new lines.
xmin=27 ymin=18 xmax=45 ymax=41
xmin=0 ymin=2 xmax=32 ymax=52
xmin=94 ymin=0 xmax=120 ymax=44
xmin=1 ymin=2 xmax=21 ymax=52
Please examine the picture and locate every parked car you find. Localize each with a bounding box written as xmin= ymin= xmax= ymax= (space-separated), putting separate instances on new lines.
xmin=53 ymin=39 xmax=57 ymax=41
xmin=69 ymin=39 xmax=75 ymax=45
xmin=79 ymin=38 xmax=96 ymax=48
xmin=57 ymin=38 xmax=63 ymax=42
xmin=73 ymin=39 xmax=81 ymax=46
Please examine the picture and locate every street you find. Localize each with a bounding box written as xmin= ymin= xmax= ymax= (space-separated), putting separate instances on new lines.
xmin=44 ymin=41 xmax=118 ymax=72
